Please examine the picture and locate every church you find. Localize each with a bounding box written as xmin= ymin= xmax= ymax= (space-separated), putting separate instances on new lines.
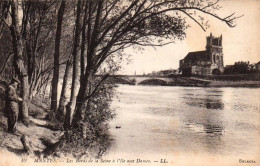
xmin=179 ymin=33 xmax=224 ymax=76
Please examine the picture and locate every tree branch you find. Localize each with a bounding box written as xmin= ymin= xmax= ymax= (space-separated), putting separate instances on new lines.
xmin=180 ymin=9 xmax=206 ymax=31
xmin=202 ymin=0 xmax=220 ymax=10
xmin=86 ymin=74 xmax=109 ymax=100
xmin=0 ymin=53 xmax=14 ymax=76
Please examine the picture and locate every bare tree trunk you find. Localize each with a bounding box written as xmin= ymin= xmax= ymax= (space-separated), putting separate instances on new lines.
xmin=57 ymin=57 xmax=72 ymax=119
xmin=73 ymin=69 xmax=93 ymax=126
xmin=29 ymin=70 xmax=40 ymax=99
xmin=64 ymin=0 xmax=82 ymax=129
xmin=10 ymin=0 xmax=29 ymax=124
xmin=80 ymin=1 xmax=88 ymax=85
xmin=21 ymin=76 xmax=29 ymax=123
xmin=30 ymin=76 xmax=41 ymax=99
xmin=51 ymin=0 xmax=66 ymax=111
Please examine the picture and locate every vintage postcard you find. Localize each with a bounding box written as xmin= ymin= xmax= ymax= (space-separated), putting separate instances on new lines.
xmin=0 ymin=0 xmax=259 ymax=166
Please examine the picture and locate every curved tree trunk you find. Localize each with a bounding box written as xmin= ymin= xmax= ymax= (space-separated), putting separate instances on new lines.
xmin=72 ymin=69 xmax=93 ymax=126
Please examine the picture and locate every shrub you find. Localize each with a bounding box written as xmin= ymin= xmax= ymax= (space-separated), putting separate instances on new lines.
xmin=60 ymin=83 xmax=116 ymax=158
xmin=212 ymin=68 xmax=221 ymax=75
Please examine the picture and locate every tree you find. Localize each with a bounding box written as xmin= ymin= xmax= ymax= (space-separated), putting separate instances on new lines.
xmin=224 ymin=62 xmax=250 ymax=75
xmin=2 ymin=0 xmax=61 ymax=100
xmin=69 ymin=0 xmax=242 ymax=128
xmin=234 ymin=62 xmax=250 ymax=74
xmin=51 ymin=0 xmax=66 ymax=111
xmin=8 ymin=0 xmax=29 ymax=124
xmin=1 ymin=0 xmax=242 ymax=139
xmin=0 ymin=0 xmax=63 ymax=123
xmin=64 ymin=0 xmax=83 ymax=128
xmin=57 ymin=56 xmax=72 ymax=120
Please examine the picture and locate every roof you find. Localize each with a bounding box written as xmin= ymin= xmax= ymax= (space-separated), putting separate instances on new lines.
xmin=257 ymin=61 xmax=260 ymax=65
xmin=184 ymin=51 xmax=207 ymax=61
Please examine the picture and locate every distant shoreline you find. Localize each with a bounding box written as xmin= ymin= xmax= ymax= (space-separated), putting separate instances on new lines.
xmin=179 ymin=77 xmax=260 ymax=88
xmin=204 ymin=80 xmax=260 ymax=88
xmin=135 ymin=77 xmax=260 ymax=88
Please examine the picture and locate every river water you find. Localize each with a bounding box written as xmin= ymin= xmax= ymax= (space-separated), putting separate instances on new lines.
xmin=104 ymin=85 xmax=260 ymax=165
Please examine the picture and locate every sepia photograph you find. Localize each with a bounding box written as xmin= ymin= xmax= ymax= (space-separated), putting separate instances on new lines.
xmin=0 ymin=0 xmax=259 ymax=166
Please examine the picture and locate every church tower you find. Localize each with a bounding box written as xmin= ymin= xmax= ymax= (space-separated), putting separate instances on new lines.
xmin=206 ymin=33 xmax=224 ymax=68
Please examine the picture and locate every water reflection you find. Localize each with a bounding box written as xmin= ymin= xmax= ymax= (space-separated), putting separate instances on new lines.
xmin=184 ymin=123 xmax=223 ymax=135
xmin=184 ymin=89 xmax=224 ymax=110
xmin=106 ymin=85 xmax=260 ymax=158
xmin=205 ymin=99 xmax=224 ymax=109
xmin=203 ymin=124 xmax=223 ymax=135
xmin=177 ymin=88 xmax=227 ymax=154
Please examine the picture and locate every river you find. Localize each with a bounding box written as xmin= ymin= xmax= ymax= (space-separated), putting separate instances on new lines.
xmin=104 ymin=85 xmax=260 ymax=165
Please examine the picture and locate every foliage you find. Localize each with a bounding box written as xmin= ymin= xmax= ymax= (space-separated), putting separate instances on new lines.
xmin=224 ymin=62 xmax=251 ymax=75
xmin=85 ymin=82 xmax=116 ymax=136
xmin=0 ymin=0 xmax=74 ymax=98
xmin=0 ymin=27 xmax=13 ymax=79
xmin=147 ymin=69 xmax=178 ymax=77
xmin=61 ymin=81 xmax=116 ymax=157
xmin=212 ymin=68 xmax=221 ymax=75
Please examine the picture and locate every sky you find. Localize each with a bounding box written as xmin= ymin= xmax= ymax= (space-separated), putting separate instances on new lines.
xmin=118 ymin=0 xmax=260 ymax=75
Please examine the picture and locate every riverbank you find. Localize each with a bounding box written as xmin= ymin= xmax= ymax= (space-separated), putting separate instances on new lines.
xmin=136 ymin=77 xmax=260 ymax=87
xmin=187 ymin=77 xmax=260 ymax=87
xmin=0 ymin=79 xmax=112 ymax=162
xmin=207 ymin=80 xmax=260 ymax=87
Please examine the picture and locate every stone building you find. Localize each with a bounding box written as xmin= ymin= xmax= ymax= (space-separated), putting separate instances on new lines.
xmin=179 ymin=33 xmax=224 ymax=76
